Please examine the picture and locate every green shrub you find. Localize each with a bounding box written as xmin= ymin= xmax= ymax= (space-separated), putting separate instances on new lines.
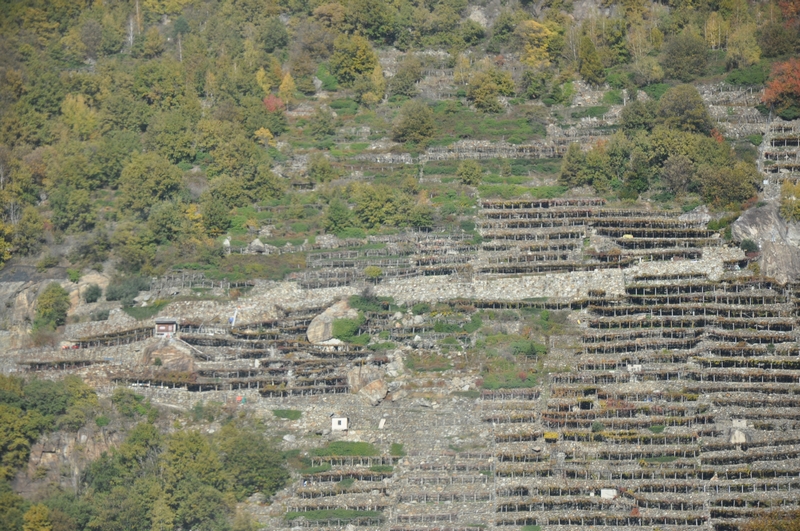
xmin=95 ymin=415 xmax=111 ymax=427
xmin=273 ymin=409 xmax=302 ymax=420
xmin=90 ymin=309 xmax=110 ymax=321
xmin=740 ymin=239 xmax=759 ymax=252
xmin=510 ymin=340 xmax=547 ymax=357
xmin=747 ymin=134 xmax=763 ymax=146
xmin=603 ymin=89 xmax=624 ymax=105
xmin=411 ymin=302 xmax=430 ymax=315
xmin=33 ymin=283 xmax=71 ymax=331
xmin=726 ymin=63 xmax=768 ymax=85
xmin=67 ymin=268 xmax=82 ymax=283
xmin=369 ymin=465 xmax=394 ymax=473
xmin=390 ymin=443 xmax=406 ymax=456
xmin=649 ymin=425 xmax=665 ymax=434
xmin=591 ymin=421 xmax=605 ymax=432
xmin=83 ymin=284 xmax=102 ymax=303
xmin=642 ymin=83 xmax=671 ymax=101
xmin=105 ymin=277 xmax=150 ymax=306
xmin=36 ymin=254 xmax=59 ymax=271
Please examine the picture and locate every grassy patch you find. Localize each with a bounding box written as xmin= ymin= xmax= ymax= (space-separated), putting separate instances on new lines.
xmin=300 ymin=463 xmax=332 ymax=474
xmin=122 ymin=300 xmax=168 ymax=320
xmin=648 ymin=425 xmax=665 ymax=434
xmin=369 ymin=465 xmax=394 ymax=473
xmin=273 ymin=409 xmax=302 ymax=420
xmin=311 ymin=441 xmax=379 ymax=457
xmin=390 ymin=443 xmax=406 ymax=456
xmin=405 ymin=351 xmax=453 ymax=372
xmin=571 ymin=106 xmax=609 ymax=119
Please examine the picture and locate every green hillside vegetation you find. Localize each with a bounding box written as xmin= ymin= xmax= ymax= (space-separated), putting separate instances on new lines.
xmin=0 ymin=0 xmax=795 ymax=280
xmin=0 ymin=374 xmax=289 ymax=531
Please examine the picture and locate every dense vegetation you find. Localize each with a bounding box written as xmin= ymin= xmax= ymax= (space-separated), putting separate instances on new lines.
xmin=0 ymin=0 xmax=796 ymax=279
xmin=0 ymin=377 xmax=289 ymax=531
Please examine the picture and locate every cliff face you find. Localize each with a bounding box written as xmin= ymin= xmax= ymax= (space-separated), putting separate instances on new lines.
xmin=14 ymin=424 xmax=126 ymax=496
xmin=731 ymin=201 xmax=800 ymax=283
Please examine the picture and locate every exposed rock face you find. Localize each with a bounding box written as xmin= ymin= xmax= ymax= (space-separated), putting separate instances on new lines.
xmin=347 ymin=366 xmax=383 ymax=392
xmin=731 ymin=202 xmax=800 ymax=283
xmin=358 ymin=378 xmax=388 ymax=406
xmin=306 ymin=300 xmax=358 ymax=343
xmin=142 ymin=339 xmax=196 ymax=372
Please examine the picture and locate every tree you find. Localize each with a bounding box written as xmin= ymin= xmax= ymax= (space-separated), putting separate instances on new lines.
xmin=392 ymin=100 xmax=435 ymax=144
xmin=50 ymin=187 xmax=96 ymax=233
xmin=344 ymin=0 xmax=395 ymax=42
xmin=309 ymin=107 xmax=336 ymax=139
xmin=13 ymin=206 xmax=44 ymax=256
xmin=147 ymin=202 xmax=185 ymax=244
xmin=308 ymin=154 xmax=339 ymax=182
xmin=700 ymin=161 xmax=759 ymax=207
xmin=758 ymin=21 xmax=796 ymax=58
xmin=579 ymin=35 xmax=604 ymax=85
xmin=726 ymin=24 xmax=761 ymax=70
xmin=388 ymin=56 xmax=422 ymax=97
xmin=84 ymin=284 xmax=102 ymax=303
xmin=23 ymin=503 xmax=51 ymax=531
xmin=457 ymin=160 xmax=483 ymax=186
xmin=261 ymin=18 xmax=288 ymax=53
xmin=34 ymin=283 xmax=70 ymax=331
xmin=467 ymin=68 xmax=515 ymax=113
xmin=278 ymin=73 xmax=296 ymax=109
xmin=60 ymin=94 xmax=98 ymax=141
xmin=325 ymin=199 xmax=353 ymax=234
xmin=660 ymin=155 xmax=695 ymax=194
xmin=216 ymin=424 xmax=289 ymax=500
xmin=119 ymin=153 xmax=183 ymax=218
xmin=516 ymin=19 xmax=556 ymax=69
xmin=364 ymin=265 xmax=383 ymax=283
xmin=621 ymin=99 xmax=657 ymax=132
xmin=202 ymin=200 xmax=230 ymax=235
xmin=661 ymin=29 xmax=707 ymax=82
xmin=559 ymin=143 xmax=586 ymax=187
xmin=0 ymin=223 xmax=11 ymax=270
xmin=330 ymin=35 xmax=378 ymax=87
xmin=657 ymin=85 xmax=713 ymax=134
xmin=763 ymin=58 xmax=800 ymax=120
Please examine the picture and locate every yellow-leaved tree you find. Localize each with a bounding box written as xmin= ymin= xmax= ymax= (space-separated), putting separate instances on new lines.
xmin=515 ymin=20 xmax=556 ymax=69
xmin=278 ymin=72 xmax=296 ymax=109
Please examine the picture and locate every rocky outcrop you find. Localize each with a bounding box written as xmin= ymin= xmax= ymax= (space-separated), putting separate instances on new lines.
xmin=306 ymin=300 xmax=359 ymax=343
xmin=731 ymin=201 xmax=800 ymax=283
xmin=142 ymin=338 xmax=196 ymax=372
xmin=358 ymin=378 xmax=388 ymax=406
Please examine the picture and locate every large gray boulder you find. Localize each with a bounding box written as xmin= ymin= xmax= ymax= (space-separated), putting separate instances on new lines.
xmin=306 ymin=300 xmax=359 ymax=343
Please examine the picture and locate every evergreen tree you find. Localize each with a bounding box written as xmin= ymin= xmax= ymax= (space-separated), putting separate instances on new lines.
xmin=579 ymin=35 xmax=605 ymax=85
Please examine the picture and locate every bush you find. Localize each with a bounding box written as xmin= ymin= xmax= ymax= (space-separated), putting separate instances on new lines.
xmin=95 ymin=415 xmax=110 ymax=427
xmin=105 ymin=277 xmax=150 ymax=306
xmin=83 ymin=284 xmax=102 ymax=303
xmin=36 ymin=254 xmax=60 ymax=272
xmin=90 ymin=309 xmax=110 ymax=321
xmin=67 ymin=268 xmax=82 ymax=283
xmin=740 ymin=239 xmax=759 ymax=252
xmin=33 ymin=283 xmax=71 ymax=331
xmin=411 ymin=302 xmax=430 ymax=315
xmin=390 ymin=443 xmax=406 ymax=456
